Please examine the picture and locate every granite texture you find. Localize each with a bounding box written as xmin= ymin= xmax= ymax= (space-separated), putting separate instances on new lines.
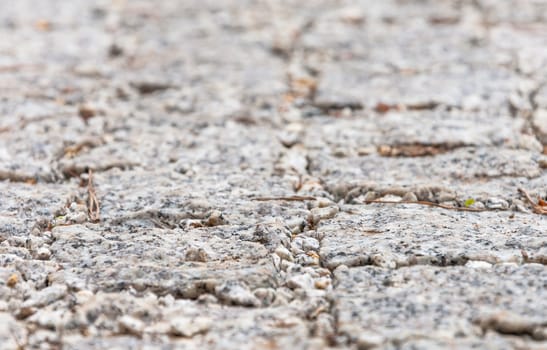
xmin=0 ymin=0 xmax=546 ymax=349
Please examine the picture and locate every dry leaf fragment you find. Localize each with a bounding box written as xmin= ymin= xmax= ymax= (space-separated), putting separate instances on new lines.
xmin=306 ymin=251 xmax=320 ymax=259
xmin=7 ymin=273 xmax=18 ymax=287
xmin=378 ymin=144 xmax=451 ymax=157
xmin=63 ymin=139 xmax=103 ymax=158
xmin=293 ymin=77 xmax=317 ymax=90
xmin=375 ymin=102 xmax=394 ymax=114
xmin=78 ymin=105 xmax=96 ymax=123
xmin=518 ymin=187 xmax=547 ymax=215
xmin=34 ymin=20 xmax=52 ymax=31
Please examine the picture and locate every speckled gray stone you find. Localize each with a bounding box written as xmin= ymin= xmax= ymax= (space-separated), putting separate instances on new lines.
xmin=0 ymin=0 xmax=546 ymax=349
xmin=332 ymin=264 xmax=547 ymax=347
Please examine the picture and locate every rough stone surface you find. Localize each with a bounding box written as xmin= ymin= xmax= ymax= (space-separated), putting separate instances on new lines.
xmin=0 ymin=0 xmax=546 ymax=349
xmin=333 ymin=264 xmax=547 ymax=346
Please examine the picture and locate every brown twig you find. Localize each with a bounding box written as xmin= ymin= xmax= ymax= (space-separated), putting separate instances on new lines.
xmin=60 ymin=138 xmax=104 ymax=160
xmin=360 ymin=199 xmax=488 ymax=212
xmin=87 ymin=170 xmax=100 ymax=222
xmin=518 ymin=187 xmax=547 ymax=215
xmin=252 ymin=196 xmax=317 ymax=202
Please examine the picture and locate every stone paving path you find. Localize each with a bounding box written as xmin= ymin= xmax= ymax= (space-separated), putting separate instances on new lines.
xmin=0 ymin=1 xmax=546 ymax=349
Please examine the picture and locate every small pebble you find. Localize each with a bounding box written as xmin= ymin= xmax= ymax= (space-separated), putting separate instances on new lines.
xmin=35 ymin=247 xmax=51 ymax=260
xmin=308 ymin=206 xmax=339 ymax=225
xmin=170 ymin=316 xmax=211 ymax=337
xmin=465 ymin=260 xmax=493 ymax=269
xmin=486 ymin=198 xmax=509 ymax=210
xmin=286 ymin=273 xmax=315 ymax=290
xmin=118 ymin=316 xmax=144 ymax=335
xmin=314 ymin=277 xmax=331 ymax=290
xmin=363 ymin=191 xmax=378 ymax=201
xmin=275 ymin=245 xmax=294 ymax=262
xmin=215 ymin=281 xmax=260 ymax=307
xmin=403 ymin=192 xmax=418 ymax=201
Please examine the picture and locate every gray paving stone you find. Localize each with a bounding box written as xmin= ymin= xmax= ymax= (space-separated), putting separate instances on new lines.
xmin=320 ymin=207 xmax=546 ymax=269
xmin=333 ymin=264 xmax=546 ymax=347
xmin=0 ymin=0 xmax=545 ymax=348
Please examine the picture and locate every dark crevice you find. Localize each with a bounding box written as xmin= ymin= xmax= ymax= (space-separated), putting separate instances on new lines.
xmin=311 ymin=101 xmax=364 ymax=114
xmin=0 ymin=170 xmax=60 ymax=184
xmin=376 ymin=142 xmax=467 ymax=157
xmin=323 ymin=252 xmax=546 ymax=273
xmin=60 ymin=162 xmax=138 ymax=180
xmin=130 ymin=81 xmax=173 ymax=95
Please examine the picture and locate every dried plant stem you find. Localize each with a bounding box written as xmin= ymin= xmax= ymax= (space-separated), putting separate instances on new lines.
xmin=87 ymin=170 xmax=100 ymax=222
xmin=252 ymin=196 xmax=317 ymax=202
xmin=518 ymin=187 xmax=547 ymax=215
